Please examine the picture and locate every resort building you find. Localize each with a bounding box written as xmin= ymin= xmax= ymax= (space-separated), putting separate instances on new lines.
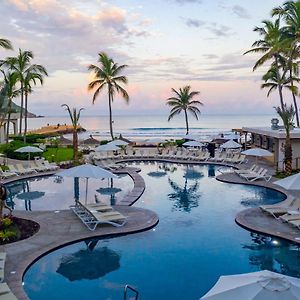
xmin=242 ymin=125 xmax=300 ymax=171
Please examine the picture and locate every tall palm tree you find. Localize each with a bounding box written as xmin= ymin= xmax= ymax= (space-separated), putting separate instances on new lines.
xmin=166 ymin=85 xmax=203 ymax=135
xmin=61 ymin=104 xmax=84 ymax=163
xmin=0 ymin=71 xmax=19 ymax=143
xmin=244 ymin=19 xmax=288 ymax=110
xmin=23 ymin=66 xmax=48 ymax=142
xmin=0 ymin=38 xmax=13 ymax=50
xmin=88 ymin=52 xmax=129 ymax=139
xmin=272 ymin=1 xmax=300 ymax=126
xmin=275 ymin=104 xmax=295 ymax=174
xmin=261 ymin=65 xmax=298 ymax=97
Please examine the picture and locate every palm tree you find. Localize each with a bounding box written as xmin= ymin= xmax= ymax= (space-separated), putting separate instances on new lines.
xmin=244 ymin=19 xmax=288 ymax=110
xmin=274 ymin=104 xmax=295 ymax=174
xmin=61 ymin=104 xmax=84 ymax=163
xmin=272 ymin=1 xmax=300 ymax=126
xmin=23 ymin=65 xmax=48 ymax=142
xmin=0 ymin=71 xmax=19 ymax=143
xmin=261 ymin=65 xmax=298 ymax=97
xmin=88 ymin=52 xmax=129 ymax=139
xmin=0 ymin=38 xmax=13 ymax=50
xmin=166 ymin=85 xmax=203 ymax=135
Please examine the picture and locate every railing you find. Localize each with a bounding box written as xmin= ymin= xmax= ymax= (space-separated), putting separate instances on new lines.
xmin=124 ymin=285 xmax=139 ymax=300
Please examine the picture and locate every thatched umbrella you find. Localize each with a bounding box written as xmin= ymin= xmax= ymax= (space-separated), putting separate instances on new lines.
xmin=81 ymin=135 xmax=100 ymax=146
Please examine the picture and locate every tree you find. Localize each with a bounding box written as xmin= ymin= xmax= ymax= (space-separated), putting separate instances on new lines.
xmin=23 ymin=65 xmax=48 ymax=142
xmin=88 ymin=52 xmax=129 ymax=139
xmin=244 ymin=19 xmax=288 ymax=110
xmin=0 ymin=71 xmax=19 ymax=143
xmin=272 ymin=1 xmax=300 ymax=126
xmin=61 ymin=104 xmax=84 ymax=163
xmin=0 ymin=39 xmax=13 ymax=50
xmin=166 ymin=85 xmax=203 ymax=135
xmin=274 ymin=104 xmax=295 ymax=174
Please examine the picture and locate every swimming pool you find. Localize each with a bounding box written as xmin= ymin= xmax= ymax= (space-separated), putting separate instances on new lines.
xmin=5 ymin=173 xmax=133 ymax=211
xmin=23 ymin=162 xmax=297 ymax=300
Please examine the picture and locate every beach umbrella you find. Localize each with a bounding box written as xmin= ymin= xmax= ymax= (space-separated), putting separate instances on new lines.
xmin=81 ymin=136 xmax=100 ymax=146
xmin=109 ymin=139 xmax=129 ymax=146
xmin=220 ymin=140 xmax=242 ymax=149
xmin=147 ymin=171 xmax=167 ymax=178
xmin=183 ymin=168 xmax=204 ymax=180
xmin=183 ymin=141 xmax=204 ymax=147
xmin=15 ymin=146 xmax=43 ymax=160
xmin=56 ymin=164 xmax=118 ymax=202
xmin=145 ymin=138 xmax=166 ymax=144
xmin=200 ymin=270 xmax=300 ymax=300
xmin=58 ymin=135 xmax=72 ymax=145
xmin=241 ymin=148 xmax=273 ymax=164
xmin=56 ymin=246 xmax=120 ymax=281
xmin=274 ymin=172 xmax=300 ymax=191
xmin=183 ymin=133 xmax=200 ymax=140
xmin=16 ymin=191 xmax=45 ymax=211
xmin=95 ymin=144 xmax=120 ymax=152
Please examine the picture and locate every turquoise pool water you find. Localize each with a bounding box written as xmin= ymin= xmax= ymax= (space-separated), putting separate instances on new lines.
xmin=23 ymin=162 xmax=296 ymax=300
xmin=5 ymin=173 xmax=133 ymax=211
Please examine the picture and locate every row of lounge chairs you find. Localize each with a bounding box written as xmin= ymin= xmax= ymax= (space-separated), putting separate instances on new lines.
xmin=0 ymin=252 xmax=17 ymax=299
xmin=0 ymin=161 xmax=59 ymax=180
xmin=70 ymin=198 xmax=127 ymax=231
xmin=92 ymin=148 xmax=247 ymax=165
xmin=260 ymin=197 xmax=300 ymax=229
xmin=234 ymin=165 xmax=272 ymax=182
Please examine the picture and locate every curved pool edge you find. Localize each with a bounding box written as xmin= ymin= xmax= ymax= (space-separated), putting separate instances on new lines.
xmin=1 ymin=206 xmax=159 ymax=300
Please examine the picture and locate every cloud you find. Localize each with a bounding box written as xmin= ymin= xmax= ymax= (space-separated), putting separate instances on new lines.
xmin=232 ymin=5 xmax=251 ymax=19
xmin=184 ymin=18 xmax=205 ymax=28
xmin=202 ymin=54 xmax=219 ymax=59
xmin=206 ymin=23 xmax=233 ymax=37
xmin=171 ymin=0 xmax=202 ymax=4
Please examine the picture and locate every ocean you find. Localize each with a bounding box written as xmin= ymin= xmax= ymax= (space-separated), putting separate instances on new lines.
xmin=27 ymin=114 xmax=276 ymax=141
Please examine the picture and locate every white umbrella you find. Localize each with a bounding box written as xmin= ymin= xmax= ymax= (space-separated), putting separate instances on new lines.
xmin=183 ymin=141 xmax=204 ymax=147
xmin=95 ymin=144 xmax=120 ymax=152
xmin=220 ymin=140 xmax=242 ymax=149
xmin=109 ymin=140 xmax=129 ymax=146
xmin=274 ymin=172 xmax=300 ymax=190
xmin=56 ymin=164 xmax=118 ymax=202
xmin=15 ymin=146 xmax=43 ymax=160
xmin=201 ymin=270 xmax=300 ymax=300
xmin=241 ymin=148 xmax=273 ymax=164
xmin=183 ymin=133 xmax=200 ymax=140
xmin=145 ymin=138 xmax=166 ymax=144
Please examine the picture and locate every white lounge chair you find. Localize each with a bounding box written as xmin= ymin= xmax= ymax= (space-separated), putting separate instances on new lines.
xmin=16 ymin=164 xmax=36 ymax=175
xmin=0 ymin=283 xmax=17 ymax=300
xmin=0 ymin=169 xmax=17 ymax=179
xmin=43 ymin=160 xmax=59 ymax=171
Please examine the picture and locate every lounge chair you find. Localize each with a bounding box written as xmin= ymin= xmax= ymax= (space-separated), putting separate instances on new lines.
xmin=234 ymin=164 xmax=257 ymax=175
xmin=260 ymin=198 xmax=300 ymax=218
xmin=0 ymin=252 xmax=6 ymax=282
xmin=239 ymin=168 xmax=264 ymax=181
xmin=70 ymin=202 xmax=126 ymax=231
xmin=0 ymin=169 xmax=17 ymax=179
xmin=279 ymin=212 xmax=300 ymax=222
xmin=43 ymin=160 xmax=59 ymax=171
xmin=0 ymin=283 xmax=17 ymax=300
xmin=287 ymin=219 xmax=300 ymax=229
xmin=16 ymin=164 xmax=36 ymax=175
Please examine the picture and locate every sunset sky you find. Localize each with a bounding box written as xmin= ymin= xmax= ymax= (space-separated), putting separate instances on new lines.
xmin=0 ymin=0 xmax=290 ymax=116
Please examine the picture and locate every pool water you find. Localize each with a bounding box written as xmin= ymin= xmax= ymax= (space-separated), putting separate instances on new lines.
xmin=5 ymin=174 xmax=133 ymax=211
xmin=23 ymin=162 xmax=298 ymax=300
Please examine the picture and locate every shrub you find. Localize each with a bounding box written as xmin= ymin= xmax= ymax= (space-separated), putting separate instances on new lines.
xmin=1 ymin=217 xmax=12 ymax=229
xmin=11 ymin=134 xmax=47 ymax=144
xmin=0 ymin=141 xmax=42 ymax=160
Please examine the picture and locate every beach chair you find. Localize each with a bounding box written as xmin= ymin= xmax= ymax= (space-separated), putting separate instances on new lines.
xmin=260 ymin=198 xmax=300 ymax=218
xmin=43 ymin=160 xmax=59 ymax=171
xmin=17 ymin=164 xmax=37 ymax=175
xmin=0 ymin=169 xmax=17 ymax=179
xmin=287 ymin=219 xmax=300 ymax=229
xmin=279 ymin=212 xmax=300 ymax=222
xmin=234 ymin=164 xmax=257 ymax=175
xmin=248 ymin=169 xmax=271 ymax=182
xmin=0 ymin=283 xmax=17 ymax=300
xmin=239 ymin=168 xmax=264 ymax=181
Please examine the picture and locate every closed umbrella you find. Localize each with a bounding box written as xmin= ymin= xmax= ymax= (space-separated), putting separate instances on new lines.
xmin=201 ymin=270 xmax=300 ymax=300
xmin=220 ymin=140 xmax=242 ymax=149
xmin=274 ymin=172 xmax=300 ymax=191
xmin=56 ymin=164 xmax=118 ymax=202
xmin=241 ymin=148 xmax=273 ymax=164
xmin=15 ymin=146 xmax=43 ymax=160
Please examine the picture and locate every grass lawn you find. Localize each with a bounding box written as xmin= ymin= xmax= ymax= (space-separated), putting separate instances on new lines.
xmin=43 ymin=147 xmax=73 ymax=162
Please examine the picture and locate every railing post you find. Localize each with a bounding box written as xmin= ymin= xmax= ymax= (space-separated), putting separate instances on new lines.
xmin=124 ymin=285 xmax=139 ymax=300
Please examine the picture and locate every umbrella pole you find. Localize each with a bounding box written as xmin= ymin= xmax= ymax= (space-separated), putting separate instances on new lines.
xmin=85 ymin=178 xmax=89 ymax=204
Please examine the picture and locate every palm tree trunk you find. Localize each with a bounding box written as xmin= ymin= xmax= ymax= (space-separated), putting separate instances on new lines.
xmin=6 ymin=98 xmax=12 ymax=144
xmin=184 ymin=109 xmax=189 ymax=134
xmin=24 ymin=91 xmax=28 ymax=143
xmin=108 ymin=87 xmax=114 ymax=139
xmin=274 ymin=56 xmax=285 ymax=111
xmin=73 ymin=129 xmax=78 ymax=162
xmin=19 ymin=85 xmax=24 ymax=135
xmin=285 ymin=132 xmax=293 ymax=174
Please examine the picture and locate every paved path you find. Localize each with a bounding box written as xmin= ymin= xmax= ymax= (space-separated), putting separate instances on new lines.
xmin=1 ymin=206 xmax=158 ymax=300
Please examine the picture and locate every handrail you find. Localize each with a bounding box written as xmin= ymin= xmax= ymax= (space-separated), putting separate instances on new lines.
xmin=124 ymin=285 xmax=139 ymax=300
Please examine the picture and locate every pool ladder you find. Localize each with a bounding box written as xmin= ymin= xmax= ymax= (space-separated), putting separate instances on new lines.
xmin=124 ymin=285 xmax=139 ymax=300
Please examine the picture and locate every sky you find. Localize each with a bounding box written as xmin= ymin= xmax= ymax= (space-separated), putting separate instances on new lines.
xmin=0 ymin=0 xmax=292 ymax=116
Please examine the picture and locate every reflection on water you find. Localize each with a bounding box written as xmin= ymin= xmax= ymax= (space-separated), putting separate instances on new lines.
xmin=57 ymin=240 xmax=121 ymax=281
xmin=243 ymin=232 xmax=300 ymax=277
xmin=168 ymin=177 xmax=200 ymax=212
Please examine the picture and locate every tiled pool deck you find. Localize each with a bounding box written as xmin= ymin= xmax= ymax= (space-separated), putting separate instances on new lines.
xmin=1 ymin=159 xmax=299 ymax=299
